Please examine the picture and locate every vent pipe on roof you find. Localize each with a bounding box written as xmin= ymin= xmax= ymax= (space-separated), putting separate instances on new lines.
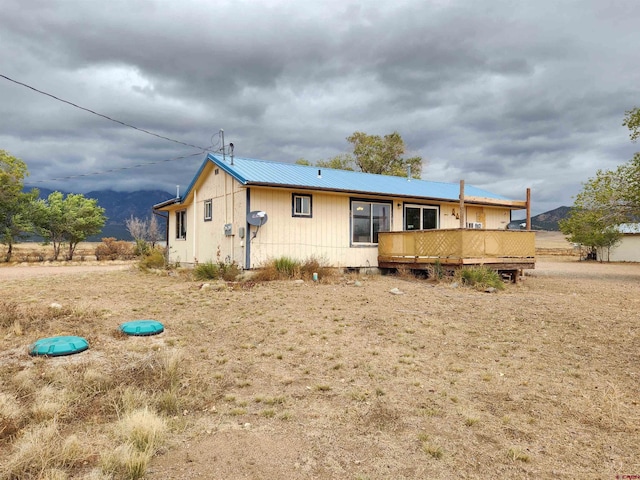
xmin=407 ymin=164 xmax=411 ymax=181
xmin=318 ymin=169 xmax=322 ymax=179
xmin=230 ymin=142 xmax=234 ymax=165
xmin=221 ymin=129 xmax=225 ymax=163
xmin=176 ymin=185 xmax=180 ymax=198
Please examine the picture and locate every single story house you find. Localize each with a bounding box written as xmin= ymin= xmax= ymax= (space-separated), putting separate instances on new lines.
xmin=154 ymin=153 xmax=531 ymax=270
xmin=608 ymin=223 xmax=640 ymax=262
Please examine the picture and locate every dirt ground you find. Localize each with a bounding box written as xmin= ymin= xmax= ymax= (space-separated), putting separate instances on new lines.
xmin=1 ymin=234 xmax=639 ymax=479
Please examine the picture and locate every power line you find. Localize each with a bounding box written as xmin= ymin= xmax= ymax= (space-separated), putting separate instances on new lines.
xmin=0 ymin=72 xmax=211 ymax=151
xmin=23 ymin=151 xmax=205 ymax=186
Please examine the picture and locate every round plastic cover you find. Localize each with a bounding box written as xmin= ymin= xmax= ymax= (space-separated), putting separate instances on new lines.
xmin=119 ymin=320 xmax=165 ymax=336
xmin=29 ymin=336 xmax=89 ymax=357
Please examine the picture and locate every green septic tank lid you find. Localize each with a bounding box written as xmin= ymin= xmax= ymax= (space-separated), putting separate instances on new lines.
xmin=29 ymin=336 xmax=89 ymax=357
xmin=119 ymin=320 xmax=164 ymax=336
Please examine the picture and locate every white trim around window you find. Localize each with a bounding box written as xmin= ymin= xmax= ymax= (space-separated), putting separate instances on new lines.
xmin=292 ymin=193 xmax=312 ymax=217
xmin=204 ymin=199 xmax=212 ymax=221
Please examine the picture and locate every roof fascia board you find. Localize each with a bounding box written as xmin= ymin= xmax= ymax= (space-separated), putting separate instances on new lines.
xmin=179 ymin=155 xmax=215 ymax=204
xmin=209 ymin=153 xmax=249 ymax=184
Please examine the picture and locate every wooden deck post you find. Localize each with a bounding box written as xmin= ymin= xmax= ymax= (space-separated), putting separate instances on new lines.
xmin=459 ymin=180 xmax=465 ymax=229
xmin=526 ymin=188 xmax=531 ymax=230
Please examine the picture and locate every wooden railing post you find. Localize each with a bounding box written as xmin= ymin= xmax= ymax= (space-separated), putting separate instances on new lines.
xmin=459 ymin=180 xmax=465 ymax=229
xmin=526 ymin=188 xmax=531 ymax=230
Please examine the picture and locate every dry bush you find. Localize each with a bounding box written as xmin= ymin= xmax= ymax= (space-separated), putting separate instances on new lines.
xmin=117 ymin=407 xmax=166 ymax=453
xmin=95 ymin=237 xmax=135 ymax=260
xmin=100 ymin=443 xmax=153 ymax=480
xmin=99 ymin=408 xmax=166 ymax=479
xmin=300 ymin=256 xmax=335 ymax=282
xmin=30 ymin=385 xmax=65 ymax=422
xmin=0 ymin=300 xmax=20 ymax=328
xmin=0 ymin=392 xmax=25 ymax=440
xmin=138 ymin=248 xmax=166 ymax=270
xmin=0 ymin=422 xmax=90 ymax=479
xmin=252 ymin=256 xmax=336 ymax=282
xmin=40 ymin=468 xmax=69 ymax=480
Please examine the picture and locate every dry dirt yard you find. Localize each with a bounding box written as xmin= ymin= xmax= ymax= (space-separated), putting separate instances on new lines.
xmin=1 ymin=244 xmax=639 ymax=478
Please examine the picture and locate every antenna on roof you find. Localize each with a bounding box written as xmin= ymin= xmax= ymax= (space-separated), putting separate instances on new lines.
xmin=218 ymin=128 xmax=235 ymax=164
xmin=220 ymin=129 xmax=225 ymax=163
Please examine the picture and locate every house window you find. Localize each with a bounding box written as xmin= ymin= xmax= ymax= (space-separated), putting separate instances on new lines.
xmin=176 ymin=210 xmax=187 ymax=240
xmin=404 ymin=205 xmax=439 ymax=231
xmin=204 ymin=199 xmax=212 ymax=221
xmin=292 ymin=194 xmax=312 ymax=217
xmin=351 ymin=200 xmax=391 ymax=244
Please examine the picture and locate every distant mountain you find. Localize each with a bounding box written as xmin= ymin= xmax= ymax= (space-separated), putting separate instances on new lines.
xmin=513 ymin=206 xmax=571 ymax=231
xmin=33 ymin=188 xmax=174 ymax=240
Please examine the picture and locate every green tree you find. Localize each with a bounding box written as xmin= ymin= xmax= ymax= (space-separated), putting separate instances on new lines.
xmin=0 ymin=150 xmax=38 ymax=261
xmin=311 ymin=131 xmax=423 ymax=178
xmin=347 ymin=131 xmax=423 ymax=178
xmin=559 ymin=108 xmax=640 ymax=260
xmin=622 ymin=107 xmax=640 ymax=142
xmin=316 ymin=153 xmax=355 ymax=171
xmin=34 ymin=192 xmax=106 ymax=260
xmin=559 ymin=207 xmax=622 ymax=261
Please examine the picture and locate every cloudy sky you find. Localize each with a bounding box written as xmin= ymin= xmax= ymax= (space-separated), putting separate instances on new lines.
xmin=1 ymin=0 xmax=639 ymax=214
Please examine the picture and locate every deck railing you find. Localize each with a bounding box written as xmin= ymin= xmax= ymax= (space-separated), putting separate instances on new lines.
xmin=378 ymin=229 xmax=535 ymax=267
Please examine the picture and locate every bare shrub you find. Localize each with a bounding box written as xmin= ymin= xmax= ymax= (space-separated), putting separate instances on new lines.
xmin=138 ymin=248 xmax=166 ymax=270
xmin=95 ymin=237 xmax=135 ymax=260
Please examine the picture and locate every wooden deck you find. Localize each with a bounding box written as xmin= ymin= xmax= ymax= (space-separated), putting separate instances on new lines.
xmin=377 ymin=229 xmax=536 ymax=278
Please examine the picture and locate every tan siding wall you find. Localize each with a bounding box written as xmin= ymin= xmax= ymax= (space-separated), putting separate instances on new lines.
xmin=247 ymin=189 xmax=377 ymax=268
xmin=609 ymin=235 xmax=640 ymax=262
xmin=166 ymin=208 xmax=191 ymax=265
xmin=465 ymin=206 xmax=510 ymax=229
xmin=164 ymin=168 xmax=515 ymax=268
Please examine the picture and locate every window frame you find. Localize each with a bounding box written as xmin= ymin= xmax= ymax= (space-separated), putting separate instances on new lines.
xmin=204 ymin=199 xmax=212 ymax=221
xmin=350 ymin=198 xmax=392 ymax=245
xmin=175 ymin=210 xmax=187 ymax=240
xmin=292 ymin=193 xmax=312 ymax=218
xmin=404 ymin=204 xmax=439 ymax=231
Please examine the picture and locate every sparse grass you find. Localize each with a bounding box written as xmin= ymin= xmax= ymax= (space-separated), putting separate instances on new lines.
xmin=0 ymin=392 xmax=25 ymax=440
xmin=455 ymin=266 xmax=505 ymax=291
xmin=418 ymin=434 xmax=444 ymax=459
xmin=252 ymin=255 xmax=336 ymax=281
xmin=117 ymin=407 xmax=166 ymax=453
xmin=464 ymin=417 xmax=479 ymax=427
xmin=193 ymin=260 xmax=241 ymax=281
xmin=1 ymin=259 xmax=638 ymax=478
xmin=507 ymin=447 xmax=531 ymax=463
xmin=100 ymin=442 xmax=153 ymax=480
xmin=1 ymin=422 xmax=90 ymax=479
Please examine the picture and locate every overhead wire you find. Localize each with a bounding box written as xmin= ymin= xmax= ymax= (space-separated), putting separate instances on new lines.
xmin=0 ymin=72 xmax=228 ymax=185
xmin=23 ymin=151 xmax=206 ymax=186
xmin=0 ymin=72 xmax=211 ymax=151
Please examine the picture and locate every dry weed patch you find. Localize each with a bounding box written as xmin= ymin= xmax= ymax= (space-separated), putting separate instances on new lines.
xmin=1 ymin=260 xmax=640 ymax=478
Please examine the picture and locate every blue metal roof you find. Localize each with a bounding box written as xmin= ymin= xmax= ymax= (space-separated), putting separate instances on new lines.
xmin=179 ymin=153 xmax=512 ymax=204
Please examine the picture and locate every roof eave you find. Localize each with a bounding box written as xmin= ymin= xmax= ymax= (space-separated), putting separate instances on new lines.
xmin=153 ymin=198 xmax=181 ymax=210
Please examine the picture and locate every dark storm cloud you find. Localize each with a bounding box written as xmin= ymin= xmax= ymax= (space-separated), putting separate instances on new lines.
xmin=0 ymin=0 xmax=639 ymax=214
